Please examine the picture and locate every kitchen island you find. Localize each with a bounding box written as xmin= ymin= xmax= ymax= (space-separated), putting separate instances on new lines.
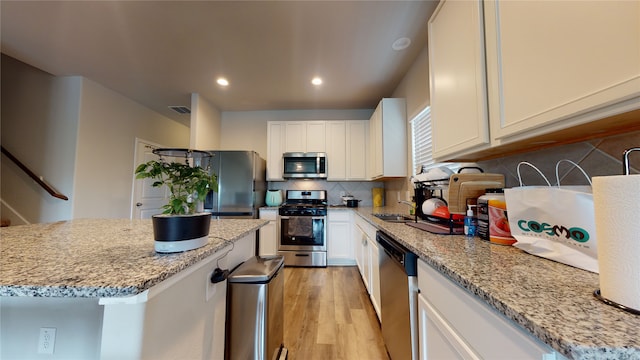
xmin=354 ymin=207 xmax=640 ymax=360
xmin=0 ymin=218 xmax=267 ymax=359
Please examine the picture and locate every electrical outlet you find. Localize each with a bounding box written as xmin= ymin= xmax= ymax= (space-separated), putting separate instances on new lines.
xmin=38 ymin=327 xmax=56 ymax=355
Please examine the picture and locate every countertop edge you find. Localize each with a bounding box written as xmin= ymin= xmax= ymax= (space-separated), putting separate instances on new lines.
xmin=0 ymin=219 xmax=268 ymax=299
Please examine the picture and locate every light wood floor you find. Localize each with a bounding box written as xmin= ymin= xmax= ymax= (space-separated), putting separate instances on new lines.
xmin=283 ymin=266 xmax=390 ymax=360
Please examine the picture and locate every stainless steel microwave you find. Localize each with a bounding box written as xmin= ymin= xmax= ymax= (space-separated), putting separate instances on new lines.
xmin=282 ymin=152 xmax=327 ymax=179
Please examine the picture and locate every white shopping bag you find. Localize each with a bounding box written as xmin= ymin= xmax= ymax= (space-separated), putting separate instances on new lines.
xmin=504 ymin=161 xmax=598 ymax=273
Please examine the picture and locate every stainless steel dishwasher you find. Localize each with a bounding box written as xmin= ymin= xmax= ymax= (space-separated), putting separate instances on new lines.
xmin=377 ymin=230 xmax=419 ymax=360
xmin=225 ymin=255 xmax=287 ymax=360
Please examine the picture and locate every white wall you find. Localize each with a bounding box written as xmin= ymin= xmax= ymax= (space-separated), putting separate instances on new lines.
xmin=73 ymin=78 xmax=190 ymax=219
xmin=1 ymin=42 xmax=427 ymax=223
xmin=389 ymin=43 xmax=431 ymax=201
xmin=190 ymin=93 xmax=221 ymax=150
xmin=1 ymin=55 xmax=191 ymax=223
xmin=1 ymin=55 xmax=80 ymax=223
xmin=391 ymin=44 xmax=430 ymax=119
xmin=220 ymin=109 xmax=373 ymax=159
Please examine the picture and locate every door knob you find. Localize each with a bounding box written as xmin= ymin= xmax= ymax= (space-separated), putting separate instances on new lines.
xmin=136 ymin=202 xmax=143 ymax=207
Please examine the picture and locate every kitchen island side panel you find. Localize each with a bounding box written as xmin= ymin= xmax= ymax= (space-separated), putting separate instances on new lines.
xmin=0 ymin=231 xmax=256 ymax=360
xmin=100 ymin=249 xmax=232 ymax=360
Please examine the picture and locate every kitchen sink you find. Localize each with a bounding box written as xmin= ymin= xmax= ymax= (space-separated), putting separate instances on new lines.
xmin=373 ymin=213 xmax=414 ymax=222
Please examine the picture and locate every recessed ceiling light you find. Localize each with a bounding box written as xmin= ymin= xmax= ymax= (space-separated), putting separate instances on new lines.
xmin=311 ymin=77 xmax=323 ymax=86
xmin=392 ymin=37 xmax=411 ymax=51
xmin=217 ymin=78 xmax=229 ymax=86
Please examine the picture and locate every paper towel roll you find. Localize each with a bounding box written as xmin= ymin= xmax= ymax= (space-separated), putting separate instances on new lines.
xmin=593 ymin=174 xmax=640 ymax=311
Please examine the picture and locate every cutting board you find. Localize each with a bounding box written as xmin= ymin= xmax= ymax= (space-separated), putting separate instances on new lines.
xmin=448 ymin=173 xmax=505 ymax=214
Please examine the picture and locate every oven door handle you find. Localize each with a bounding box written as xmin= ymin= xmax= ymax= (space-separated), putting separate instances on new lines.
xmin=280 ymin=216 xmax=326 ymax=220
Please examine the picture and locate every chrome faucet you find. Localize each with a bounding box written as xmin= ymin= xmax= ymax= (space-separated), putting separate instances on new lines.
xmin=398 ymin=200 xmax=416 ymax=217
xmin=623 ymin=147 xmax=640 ymax=175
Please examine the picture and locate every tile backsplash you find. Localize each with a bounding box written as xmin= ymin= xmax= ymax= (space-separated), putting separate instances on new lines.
xmin=267 ymin=180 xmax=384 ymax=206
xmin=477 ymin=130 xmax=640 ymax=188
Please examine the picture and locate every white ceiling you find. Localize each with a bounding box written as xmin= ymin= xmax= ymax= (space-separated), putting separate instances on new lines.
xmin=1 ymin=1 xmax=438 ymax=122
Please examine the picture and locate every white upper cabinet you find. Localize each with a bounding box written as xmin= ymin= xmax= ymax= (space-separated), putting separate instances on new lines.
xmin=283 ymin=122 xmax=306 ymax=152
xmin=305 ymin=121 xmax=327 ymax=152
xmin=268 ymin=120 xmax=367 ymax=181
xmin=283 ymin=121 xmax=326 ymax=153
xmin=429 ymin=0 xmax=491 ymax=160
xmin=369 ymin=98 xmax=407 ymax=180
xmin=326 ymin=120 xmax=369 ymax=181
xmin=429 ymin=0 xmax=640 ymax=161
xmin=268 ymin=121 xmax=326 ymax=180
xmin=267 ymin=122 xmax=285 ymax=181
xmin=325 ymin=121 xmax=347 ymax=180
xmin=485 ymin=0 xmax=640 ymax=143
xmin=369 ymin=105 xmax=383 ymax=178
xmin=345 ymin=120 xmax=368 ymax=180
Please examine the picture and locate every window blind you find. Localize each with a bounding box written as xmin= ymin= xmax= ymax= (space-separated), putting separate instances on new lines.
xmin=411 ymin=106 xmax=433 ymax=175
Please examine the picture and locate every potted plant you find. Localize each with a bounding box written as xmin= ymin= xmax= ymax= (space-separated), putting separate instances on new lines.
xmin=135 ymin=148 xmax=218 ymax=253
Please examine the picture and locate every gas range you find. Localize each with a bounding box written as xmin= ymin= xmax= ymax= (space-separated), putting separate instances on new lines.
xmin=278 ymin=190 xmax=327 ymax=216
xmin=277 ymin=189 xmax=328 ymax=267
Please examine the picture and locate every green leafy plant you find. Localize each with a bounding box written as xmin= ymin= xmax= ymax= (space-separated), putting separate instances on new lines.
xmin=135 ymin=159 xmax=218 ymax=215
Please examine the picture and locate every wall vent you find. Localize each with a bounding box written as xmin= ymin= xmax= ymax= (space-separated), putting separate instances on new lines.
xmin=168 ymin=106 xmax=191 ymax=114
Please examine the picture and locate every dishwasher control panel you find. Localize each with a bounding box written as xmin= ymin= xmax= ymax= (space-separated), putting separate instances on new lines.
xmin=376 ymin=231 xmax=417 ymax=276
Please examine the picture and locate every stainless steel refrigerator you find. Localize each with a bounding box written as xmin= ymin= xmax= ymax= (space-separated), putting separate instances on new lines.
xmin=203 ymin=151 xmax=266 ymax=218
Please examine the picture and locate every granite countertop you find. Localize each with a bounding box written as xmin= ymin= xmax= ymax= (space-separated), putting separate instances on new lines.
xmin=354 ymin=206 xmax=640 ymax=360
xmin=0 ymin=218 xmax=267 ymax=298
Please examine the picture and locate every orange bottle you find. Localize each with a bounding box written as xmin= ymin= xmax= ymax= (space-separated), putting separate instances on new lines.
xmin=486 ymin=189 xmax=516 ymax=246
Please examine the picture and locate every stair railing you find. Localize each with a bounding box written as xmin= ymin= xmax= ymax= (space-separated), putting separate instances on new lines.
xmin=1 ymin=146 xmax=69 ymax=201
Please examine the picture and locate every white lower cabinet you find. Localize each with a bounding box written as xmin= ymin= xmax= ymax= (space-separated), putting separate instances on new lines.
xmin=353 ymin=214 xmax=381 ymax=320
xmin=327 ymin=210 xmax=355 ymax=266
xmin=258 ymin=208 xmax=278 ymax=256
xmin=368 ymin=235 xmax=381 ymax=319
xmin=418 ymin=293 xmax=480 ymax=360
xmin=354 ymin=220 xmax=367 ymax=286
xmin=417 ymin=259 xmax=565 ymax=360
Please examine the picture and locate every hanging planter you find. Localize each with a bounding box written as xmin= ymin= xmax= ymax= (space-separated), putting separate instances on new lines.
xmin=135 ymin=148 xmax=218 ymax=253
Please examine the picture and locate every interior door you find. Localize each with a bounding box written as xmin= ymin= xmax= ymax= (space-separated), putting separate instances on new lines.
xmin=131 ymin=139 xmax=170 ymax=219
